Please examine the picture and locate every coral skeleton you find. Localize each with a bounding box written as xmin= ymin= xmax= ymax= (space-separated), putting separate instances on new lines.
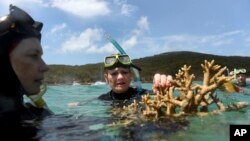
xmin=122 ymin=60 xmax=250 ymax=120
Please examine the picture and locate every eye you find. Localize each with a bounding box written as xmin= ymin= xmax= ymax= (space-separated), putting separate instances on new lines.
xmin=120 ymin=70 xmax=129 ymax=75
xmin=29 ymin=53 xmax=40 ymax=60
xmin=110 ymin=71 xmax=118 ymax=76
xmin=31 ymin=54 xmax=38 ymax=57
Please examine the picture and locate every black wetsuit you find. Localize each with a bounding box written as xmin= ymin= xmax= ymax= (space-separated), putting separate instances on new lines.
xmin=0 ymin=91 xmax=53 ymax=140
xmin=98 ymin=87 xmax=151 ymax=107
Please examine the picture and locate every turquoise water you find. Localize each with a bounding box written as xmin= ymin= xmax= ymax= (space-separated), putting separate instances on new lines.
xmin=38 ymin=83 xmax=250 ymax=141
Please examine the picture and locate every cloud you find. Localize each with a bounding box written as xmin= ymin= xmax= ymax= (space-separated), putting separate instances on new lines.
xmin=151 ymin=30 xmax=244 ymax=53
xmin=130 ymin=16 xmax=149 ymax=37
xmin=88 ymin=43 xmax=116 ymax=53
xmin=56 ymin=27 xmax=132 ymax=54
xmin=51 ymin=0 xmax=110 ymax=19
xmin=114 ymin=0 xmax=136 ymax=16
xmin=59 ymin=28 xmax=103 ymax=53
xmin=210 ymin=39 xmax=232 ymax=46
xmin=137 ymin=16 xmax=150 ymax=32
xmin=58 ymin=27 xmax=123 ymax=54
xmin=0 ymin=0 xmax=49 ymax=8
xmin=64 ymin=16 xmax=150 ymax=55
xmin=121 ymin=16 xmax=150 ymax=50
xmin=120 ymin=3 xmax=136 ymax=16
xmin=122 ymin=36 xmax=137 ymax=49
xmin=50 ymin=23 xmax=67 ymax=34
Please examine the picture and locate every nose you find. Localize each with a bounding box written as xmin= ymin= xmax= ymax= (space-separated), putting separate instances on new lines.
xmin=40 ymin=59 xmax=49 ymax=72
xmin=117 ymin=72 xmax=125 ymax=79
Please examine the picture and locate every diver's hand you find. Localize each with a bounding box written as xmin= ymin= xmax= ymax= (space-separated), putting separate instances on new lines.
xmin=67 ymin=102 xmax=80 ymax=108
xmin=27 ymin=84 xmax=47 ymax=108
xmin=153 ymin=73 xmax=173 ymax=94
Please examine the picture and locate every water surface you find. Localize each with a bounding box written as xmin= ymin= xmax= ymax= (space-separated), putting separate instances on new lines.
xmin=38 ymin=83 xmax=250 ymax=141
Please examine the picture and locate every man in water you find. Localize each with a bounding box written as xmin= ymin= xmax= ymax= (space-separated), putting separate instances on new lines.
xmin=231 ymin=69 xmax=249 ymax=93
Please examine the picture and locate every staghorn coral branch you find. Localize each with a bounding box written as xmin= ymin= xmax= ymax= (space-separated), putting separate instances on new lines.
xmin=210 ymin=66 xmax=227 ymax=82
xmin=201 ymin=60 xmax=211 ymax=86
xmin=119 ymin=60 xmax=249 ymax=121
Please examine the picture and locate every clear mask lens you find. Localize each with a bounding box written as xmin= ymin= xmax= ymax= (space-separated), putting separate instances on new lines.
xmin=104 ymin=54 xmax=132 ymax=68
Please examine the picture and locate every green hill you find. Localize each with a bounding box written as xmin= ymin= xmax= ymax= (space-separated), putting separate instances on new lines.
xmin=44 ymin=51 xmax=250 ymax=84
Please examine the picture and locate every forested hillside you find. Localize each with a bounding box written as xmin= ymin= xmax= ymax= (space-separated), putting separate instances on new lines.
xmin=44 ymin=51 xmax=250 ymax=84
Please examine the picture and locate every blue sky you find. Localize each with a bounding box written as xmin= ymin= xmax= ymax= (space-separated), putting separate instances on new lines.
xmin=1 ymin=0 xmax=250 ymax=65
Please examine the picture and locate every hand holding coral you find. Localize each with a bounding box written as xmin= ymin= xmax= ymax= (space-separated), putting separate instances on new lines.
xmin=153 ymin=73 xmax=173 ymax=94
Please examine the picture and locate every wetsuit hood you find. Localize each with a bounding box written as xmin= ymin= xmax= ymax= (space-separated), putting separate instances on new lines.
xmin=0 ymin=4 xmax=43 ymax=56
xmin=0 ymin=5 xmax=43 ymax=94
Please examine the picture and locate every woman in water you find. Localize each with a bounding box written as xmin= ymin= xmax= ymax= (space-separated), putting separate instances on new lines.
xmin=0 ymin=4 xmax=52 ymax=140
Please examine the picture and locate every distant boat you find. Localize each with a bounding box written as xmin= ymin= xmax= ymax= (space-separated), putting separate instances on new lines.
xmin=72 ymin=81 xmax=81 ymax=86
xmin=92 ymin=81 xmax=106 ymax=86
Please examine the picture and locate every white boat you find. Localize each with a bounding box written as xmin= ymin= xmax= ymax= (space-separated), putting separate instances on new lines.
xmin=72 ymin=81 xmax=81 ymax=86
xmin=92 ymin=81 xmax=106 ymax=86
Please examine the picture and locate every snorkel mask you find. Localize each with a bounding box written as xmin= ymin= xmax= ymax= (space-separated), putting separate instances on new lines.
xmin=104 ymin=54 xmax=132 ymax=67
xmin=233 ymin=68 xmax=247 ymax=87
xmin=233 ymin=68 xmax=246 ymax=79
xmin=0 ymin=4 xmax=43 ymax=55
xmin=104 ymin=54 xmax=141 ymax=71
xmin=234 ymin=68 xmax=246 ymax=74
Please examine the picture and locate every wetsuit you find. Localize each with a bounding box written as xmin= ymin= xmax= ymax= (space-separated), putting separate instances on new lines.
xmin=0 ymin=54 xmax=52 ymax=140
xmin=98 ymin=87 xmax=151 ymax=107
xmin=0 ymin=5 xmax=52 ymax=140
xmin=0 ymin=93 xmax=52 ymax=140
xmin=0 ymin=88 xmax=52 ymax=140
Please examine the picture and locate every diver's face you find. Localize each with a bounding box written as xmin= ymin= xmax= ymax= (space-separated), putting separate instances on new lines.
xmin=104 ymin=67 xmax=132 ymax=93
xmin=9 ymin=37 xmax=49 ymax=95
xmin=237 ymin=74 xmax=246 ymax=87
xmin=237 ymin=73 xmax=246 ymax=83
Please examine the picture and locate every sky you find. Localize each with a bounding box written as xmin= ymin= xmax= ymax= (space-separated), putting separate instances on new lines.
xmin=1 ymin=0 xmax=250 ymax=65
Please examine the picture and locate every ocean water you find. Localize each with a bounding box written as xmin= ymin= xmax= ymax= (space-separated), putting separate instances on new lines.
xmin=38 ymin=83 xmax=250 ymax=141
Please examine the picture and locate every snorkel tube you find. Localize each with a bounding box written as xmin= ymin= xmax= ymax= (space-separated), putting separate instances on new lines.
xmin=104 ymin=34 xmax=142 ymax=93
